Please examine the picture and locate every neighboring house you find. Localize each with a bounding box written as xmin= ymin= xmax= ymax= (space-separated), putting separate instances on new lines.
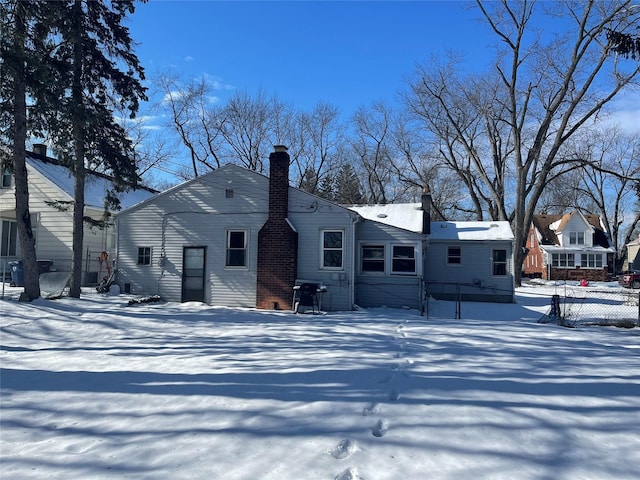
xmin=0 ymin=145 xmax=156 ymax=285
xmin=523 ymin=211 xmax=615 ymax=281
xmin=351 ymin=203 xmax=515 ymax=303
xmin=624 ymin=234 xmax=640 ymax=272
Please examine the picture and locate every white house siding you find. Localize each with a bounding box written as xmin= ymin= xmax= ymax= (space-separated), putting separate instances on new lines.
xmin=425 ymin=240 xmax=515 ymax=303
xmin=116 ymin=166 xmax=269 ymax=306
xmin=288 ymin=189 xmax=358 ymax=311
xmin=353 ymin=220 xmax=426 ymax=310
xmin=1 ymin=160 xmax=143 ymax=285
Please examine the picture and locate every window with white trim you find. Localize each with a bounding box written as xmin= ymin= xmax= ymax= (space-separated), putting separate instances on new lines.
xmin=581 ymin=253 xmax=602 ymax=268
xmin=392 ymin=245 xmax=416 ymax=274
xmin=321 ymin=230 xmax=343 ymax=269
xmin=137 ymin=246 xmax=151 ymax=265
xmin=1 ymin=168 xmax=12 ymax=188
xmin=492 ymin=249 xmax=507 ymax=276
xmin=226 ymin=230 xmax=247 ymax=267
xmin=361 ymin=244 xmax=385 ymax=273
xmin=552 ymin=252 xmax=575 ymax=267
xmin=1 ymin=220 xmax=18 ymax=256
xmin=569 ymin=231 xmax=585 ymax=245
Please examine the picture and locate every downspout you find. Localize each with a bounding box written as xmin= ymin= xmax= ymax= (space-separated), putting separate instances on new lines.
xmin=350 ymin=214 xmax=360 ymax=310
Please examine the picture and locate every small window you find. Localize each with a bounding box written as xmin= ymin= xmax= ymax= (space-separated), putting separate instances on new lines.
xmin=447 ymin=246 xmax=461 ymax=264
xmin=392 ymin=245 xmax=416 ymax=274
xmin=569 ymin=231 xmax=585 ymax=245
xmin=492 ymin=249 xmax=507 ymax=276
xmin=1 ymin=168 xmax=12 ymax=188
xmin=226 ymin=230 xmax=247 ymax=267
xmin=225 ymin=189 xmax=234 ymax=198
xmin=322 ymin=230 xmax=343 ymax=269
xmin=362 ymin=245 xmax=385 ymax=272
xmin=137 ymin=247 xmax=151 ymax=265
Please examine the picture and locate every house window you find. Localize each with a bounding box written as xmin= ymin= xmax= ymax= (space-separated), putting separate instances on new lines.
xmin=552 ymin=253 xmax=575 ymax=267
xmin=137 ymin=247 xmax=151 ymax=265
xmin=1 ymin=220 xmax=18 ymax=256
xmin=322 ymin=230 xmax=343 ymax=269
xmin=581 ymin=253 xmax=602 ymax=268
xmin=225 ymin=189 xmax=234 ymax=198
xmin=226 ymin=230 xmax=247 ymax=267
xmin=492 ymin=249 xmax=507 ymax=276
xmin=447 ymin=246 xmax=461 ymax=264
xmin=392 ymin=245 xmax=416 ymax=274
xmin=1 ymin=168 xmax=12 ymax=188
xmin=362 ymin=244 xmax=385 ymax=273
xmin=569 ymin=232 xmax=585 ymax=245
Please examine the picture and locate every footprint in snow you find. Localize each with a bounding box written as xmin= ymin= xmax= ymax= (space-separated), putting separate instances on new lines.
xmin=372 ymin=418 xmax=389 ymax=438
xmin=362 ymin=402 xmax=379 ymax=416
xmin=335 ymin=467 xmax=361 ymax=480
xmin=388 ymin=389 xmax=400 ymax=401
xmin=330 ymin=438 xmax=357 ymax=460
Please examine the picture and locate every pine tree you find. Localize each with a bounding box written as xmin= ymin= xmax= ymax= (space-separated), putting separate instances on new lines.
xmin=43 ymin=0 xmax=146 ymax=297
xmin=1 ymin=0 xmax=58 ymax=300
xmin=334 ymin=163 xmax=366 ymax=205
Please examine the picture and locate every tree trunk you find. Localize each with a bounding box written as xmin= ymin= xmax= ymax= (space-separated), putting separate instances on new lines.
xmin=69 ymin=0 xmax=85 ymax=298
xmin=12 ymin=1 xmax=40 ymax=300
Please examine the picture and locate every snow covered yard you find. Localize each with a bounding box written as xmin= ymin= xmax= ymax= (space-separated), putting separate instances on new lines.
xmin=1 ymin=284 xmax=639 ymax=480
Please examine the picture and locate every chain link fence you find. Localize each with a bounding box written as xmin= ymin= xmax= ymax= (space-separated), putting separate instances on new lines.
xmin=423 ymin=281 xmax=639 ymax=327
xmin=544 ymin=288 xmax=639 ymax=328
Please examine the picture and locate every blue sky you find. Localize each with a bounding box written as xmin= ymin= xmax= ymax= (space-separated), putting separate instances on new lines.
xmin=128 ymin=0 xmax=491 ymax=115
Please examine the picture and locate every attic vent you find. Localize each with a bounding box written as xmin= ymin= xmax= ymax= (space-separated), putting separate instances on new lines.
xmin=377 ymin=213 xmax=388 ymax=218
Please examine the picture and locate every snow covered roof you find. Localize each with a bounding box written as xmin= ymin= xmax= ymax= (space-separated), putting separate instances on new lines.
xmin=429 ymin=221 xmax=514 ymax=241
xmin=347 ymin=203 xmax=424 ymax=233
xmin=27 ymin=153 xmax=156 ymax=210
xmin=347 ymin=204 xmax=514 ymax=241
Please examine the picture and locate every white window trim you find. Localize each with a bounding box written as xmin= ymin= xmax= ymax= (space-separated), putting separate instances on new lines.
xmin=225 ymin=229 xmax=249 ymax=269
xmin=360 ymin=243 xmax=386 ymax=275
xmin=320 ymin=229 xmax=345 ymax=270
xmin=358 ymin=241 xmax=421 ymax=276
xmin=390 ymin=243 xmax=419 ymax=275
xmin=137 ymin=246 xmax=152 ymax=266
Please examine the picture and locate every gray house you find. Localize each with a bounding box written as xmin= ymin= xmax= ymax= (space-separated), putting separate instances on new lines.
xmin=115 ymin=147 xmax=514 ymax=311
xmin=115 ymin=147 xmax=428 ymax=311
xmin=351 ymin=204 xmax=515 ymax=304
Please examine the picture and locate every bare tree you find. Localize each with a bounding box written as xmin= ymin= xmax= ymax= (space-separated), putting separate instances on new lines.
xmin=155 ymin=73 xmax=223 ymax=176
xmin=571 ymin=126 xmax=640 ymax=269
xmin=406 ymin=0 xmax=640 ymax=285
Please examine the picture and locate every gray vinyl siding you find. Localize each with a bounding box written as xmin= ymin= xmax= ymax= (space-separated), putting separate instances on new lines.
xmin=116 ymin=166 xmax=269 ymax=305
xmin=353 ymin=219 xmax=426 ymax=310
xmin=288 ymin=188 xmax=357 ymax=311
xmin=425 ymin=240 xmax=515 ymax=303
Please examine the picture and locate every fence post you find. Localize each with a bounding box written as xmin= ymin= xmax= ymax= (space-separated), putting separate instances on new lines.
xmin=456 ymin=283 xmax=461 ymax=319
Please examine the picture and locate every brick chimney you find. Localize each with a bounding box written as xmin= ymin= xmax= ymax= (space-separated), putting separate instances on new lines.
xmin=256 ymin=146 xmax=298 ymax=310
xmin=32 ymin=143 xmax=47 ymax=157
xmin=421 ymin=188 xmax=431 ymax=235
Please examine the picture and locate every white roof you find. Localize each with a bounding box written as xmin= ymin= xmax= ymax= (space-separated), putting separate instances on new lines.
xmin=540 ymin=245 xmax=615 ymax=253
xmin=429 ymin=221 xmax=514 ymax=241
xmin=348 ymin=203 xmax=424 ymax=232
xmin=28 ymin=155 xmax=155 ymax=210
xmin=348 ymin=204 xmax=514 ymax=241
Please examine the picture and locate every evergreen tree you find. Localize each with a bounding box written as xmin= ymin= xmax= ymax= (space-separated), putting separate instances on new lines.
xmin=1 ymin=0 xmax=58 ymax=300
xmin=334 ymin=163 xmax=366 ymax=204
xmin=43 ymin=0 xmax=146 ymax=297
